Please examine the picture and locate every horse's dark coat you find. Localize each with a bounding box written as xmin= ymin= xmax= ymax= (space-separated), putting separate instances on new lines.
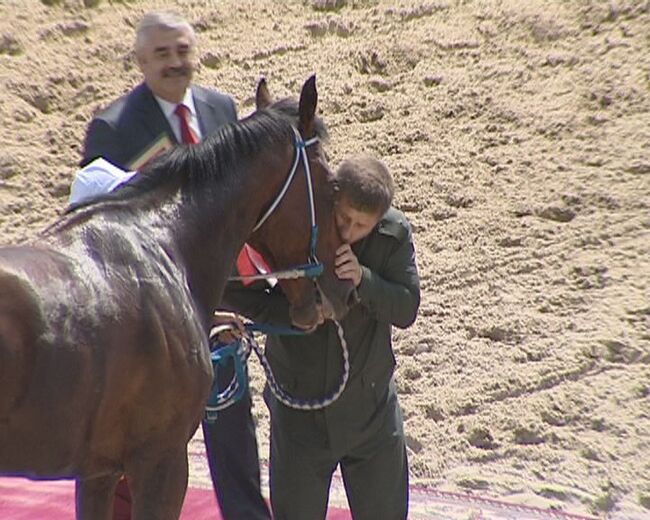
xmin=0 ymin=77 xmax=353 ymax=520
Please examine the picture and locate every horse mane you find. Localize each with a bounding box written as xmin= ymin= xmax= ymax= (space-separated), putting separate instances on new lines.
xmin=66 ymin=98 xmax=329 ymax=213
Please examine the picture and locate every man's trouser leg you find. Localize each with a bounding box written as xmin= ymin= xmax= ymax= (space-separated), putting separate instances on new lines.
xmin=202 ymin=362 xmax=270 ymax=520
xmin=267 ymin=399 xmax=337 ymax=520
xmin=112 ymin=477 xmax=131 ymax=520
xmin=340 ymin=384 xmax=409 ymax=520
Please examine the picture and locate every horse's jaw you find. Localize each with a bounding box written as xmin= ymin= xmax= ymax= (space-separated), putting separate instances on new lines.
xmin=289 ymin=298 xmax=325 ymax=331
xmin=316 ymin=275 xmax=357 ymax=321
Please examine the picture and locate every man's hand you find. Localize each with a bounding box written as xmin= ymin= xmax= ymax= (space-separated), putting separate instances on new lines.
xmin=211 ymin=311 xmax=246 ymax=344
xmin=335 ymin=244 xmax=363 ymax=287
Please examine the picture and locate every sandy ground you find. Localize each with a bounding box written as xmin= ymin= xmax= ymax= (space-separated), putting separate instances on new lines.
xmin=1 ymin=0 xmax=649 ymax=518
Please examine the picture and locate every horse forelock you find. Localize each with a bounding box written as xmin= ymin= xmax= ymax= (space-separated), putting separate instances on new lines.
xmin=264 ymin=97 xmax=329 ymax=142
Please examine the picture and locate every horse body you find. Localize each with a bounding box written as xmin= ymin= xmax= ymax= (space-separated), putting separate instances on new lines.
xmin=0 ymin=77 xmax=353 ymax=519
xmin=0 ymin=215 xmax=210 ymax=479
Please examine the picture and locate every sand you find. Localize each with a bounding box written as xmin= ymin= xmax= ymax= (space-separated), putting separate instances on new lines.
xmin=0 ymin=0 xmax=649 ymax=518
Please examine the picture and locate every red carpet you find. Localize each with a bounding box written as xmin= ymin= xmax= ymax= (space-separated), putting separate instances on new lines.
xmin=0 ymin=476 xmax=599 ymax=519
xmin=0 ymin=477 xmax=353 ymax=520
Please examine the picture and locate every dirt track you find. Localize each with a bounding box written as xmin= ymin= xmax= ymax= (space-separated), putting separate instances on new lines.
xmin=1 ymin=1 xmax=649 ymax=518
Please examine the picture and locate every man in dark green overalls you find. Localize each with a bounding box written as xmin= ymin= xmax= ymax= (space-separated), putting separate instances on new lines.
xmin=222 ymin=155 xmax=421 ymax=520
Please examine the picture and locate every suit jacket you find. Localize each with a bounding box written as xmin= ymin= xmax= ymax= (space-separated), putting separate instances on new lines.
xmin=81 ymin=82 xmax=237 ymax=169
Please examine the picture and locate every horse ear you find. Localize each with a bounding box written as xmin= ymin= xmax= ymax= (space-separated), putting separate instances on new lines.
xmin=256 ymin=77 xmax=273 ymax=110
xmin=298 ymin=75 xmax=317 ymax=136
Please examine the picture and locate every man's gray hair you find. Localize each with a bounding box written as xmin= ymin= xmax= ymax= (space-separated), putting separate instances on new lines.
xmin=135 ymin=11 xmax=196 ymax=54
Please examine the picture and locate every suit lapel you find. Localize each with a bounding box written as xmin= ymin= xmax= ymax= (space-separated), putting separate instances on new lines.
xmin=134 ymin=83 xmax=179 ymax=144
xmin=192 ymin=85 xmax=218 ymax=137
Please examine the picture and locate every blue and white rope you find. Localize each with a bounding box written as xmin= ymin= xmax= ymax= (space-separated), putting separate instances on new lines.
xmin=205 ymin=320 xmax=349 ymax=414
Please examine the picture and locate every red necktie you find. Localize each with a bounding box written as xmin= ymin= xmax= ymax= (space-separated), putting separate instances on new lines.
xmin=174 ymin=104 xmax=200 ymax=144
xmin=176 ymin=104 xmax=267 ymax=285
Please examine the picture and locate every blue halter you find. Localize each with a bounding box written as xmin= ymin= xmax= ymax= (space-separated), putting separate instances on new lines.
xmin=206 ymin=129 xmax=352 ymax=421
xmin=227 ymin=127 xmax=323 ymax=283
xmin=205 ymin=320 xmax=349 ymax=422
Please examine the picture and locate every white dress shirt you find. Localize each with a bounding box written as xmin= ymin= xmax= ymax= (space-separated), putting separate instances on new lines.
xmin=155 ymin=89 xmax=203 ymax=143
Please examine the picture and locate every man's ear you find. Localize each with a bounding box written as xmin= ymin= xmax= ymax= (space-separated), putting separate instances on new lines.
xmin=331 ymin=178 xmax=341 ymax=202
xmin=135 ymin=50 xmax=145 ymax=71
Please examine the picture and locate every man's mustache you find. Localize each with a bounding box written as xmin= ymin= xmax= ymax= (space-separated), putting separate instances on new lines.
xmin=163 ymin=66 xmax=191 ymax=78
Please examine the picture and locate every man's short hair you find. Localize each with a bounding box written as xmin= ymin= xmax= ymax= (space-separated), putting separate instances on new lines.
xmin=135 ymin=11 xmax=196 ymax=55
xmin=335 ymin=155 xmax=394 ymax=216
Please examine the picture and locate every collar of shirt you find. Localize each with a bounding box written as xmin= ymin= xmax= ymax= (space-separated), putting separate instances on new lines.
xmin=155 ymin=88 xmax=203 ymax=143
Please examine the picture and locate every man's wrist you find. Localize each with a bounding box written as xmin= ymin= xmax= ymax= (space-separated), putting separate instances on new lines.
xmin=353 ymin=264 xmax=361 ymax=287
xmin=357 ymin=265 xmax=370 ymax=290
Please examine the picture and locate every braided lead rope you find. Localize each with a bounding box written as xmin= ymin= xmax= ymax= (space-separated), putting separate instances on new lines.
xmin=251 ymin=319 xmax=349 ymax=410
xmin=206 ymin=320 xmax=350 ymax=412
xmin=205 ymin=337 xmax=251 ymax=412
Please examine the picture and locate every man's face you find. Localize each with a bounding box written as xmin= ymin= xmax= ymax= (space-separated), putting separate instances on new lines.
xmin=335 ymin=196 xmax=382 ymax=245
xmin=136 ymin=26 xmax=196 ymax=103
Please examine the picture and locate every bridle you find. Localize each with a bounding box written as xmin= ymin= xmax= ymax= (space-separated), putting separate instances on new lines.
xmin=227 ymin=126 xmax=323 ymax=283
xmin=205 ymin=320 xmax=349 ymax=420
xmin=207 ymin=126 xmax=351 ymax=420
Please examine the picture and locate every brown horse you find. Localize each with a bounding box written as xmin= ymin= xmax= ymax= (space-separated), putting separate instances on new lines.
xmin=0 ymin=76 xmax=355 ymax=519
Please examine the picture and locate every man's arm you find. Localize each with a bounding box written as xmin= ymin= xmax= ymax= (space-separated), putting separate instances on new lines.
xmin=220 ymin=282 xmax=292 ymax=327
xmin=82 ymin=118 xmax=129 ymax=168
xmin=357 ymin=221 xmax=420 ymax=329
xmin=225 ymin=96 xmax=237 ymax=122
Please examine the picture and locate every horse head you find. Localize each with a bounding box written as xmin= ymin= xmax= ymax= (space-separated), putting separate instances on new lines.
xmin=247 ymin=76 xmax=357 ymax=330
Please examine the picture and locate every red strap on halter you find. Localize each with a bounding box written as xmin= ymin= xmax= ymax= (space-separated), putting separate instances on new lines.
xmin=235 ymin=244 xmax=271 ymax=286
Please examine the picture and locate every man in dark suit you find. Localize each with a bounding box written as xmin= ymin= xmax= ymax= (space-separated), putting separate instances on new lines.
xmin=82 ymin=12 xmax=236 ymax=169
xmin=81 ymin=11 xmax=270 ymax=520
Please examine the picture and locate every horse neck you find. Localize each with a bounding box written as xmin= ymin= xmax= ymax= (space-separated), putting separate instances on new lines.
xmin=168 ymin=144 xmax=294 ymax=325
